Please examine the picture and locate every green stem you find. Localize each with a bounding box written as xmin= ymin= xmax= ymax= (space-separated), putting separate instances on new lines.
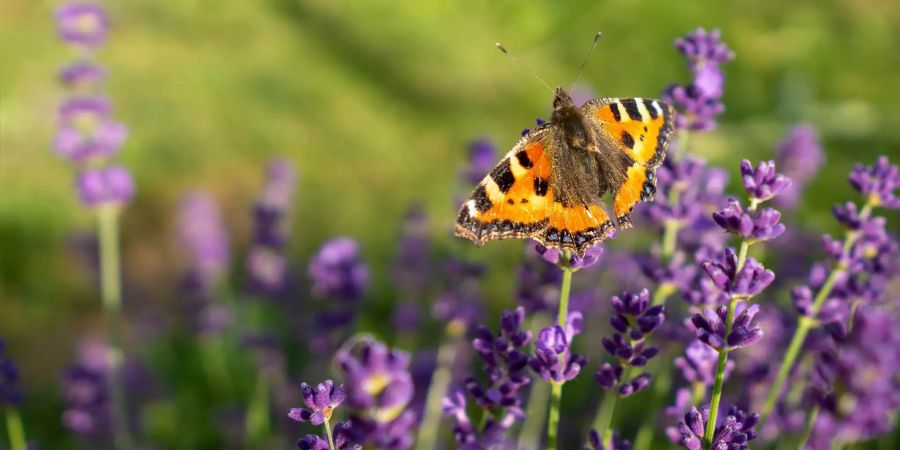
xmin=759 ymin=203 xmax=873 ymax=427
xmin=546 ymin=382 xmax=563 ymax=450
xmin=691 ymin=381 xmax=707 ymax=405
xmin=519 ymin=314 xmax=553 ymax=449
xmin=546 ymin=261 xmax=573 ymax=450
xmin=703 ymin=297 xmax=738 ymax=450
xmin=245 ymin=374 xmax=270 ymax=448
xmin=97 ymin=205 xmax=133 ymax=450
xmin=324 ymin=418 xmax=336 ymax=450
xmin=662 ymin=219 xmax=680 ymax=258
xmin=415 ymin=321 xmax=465 ymax=450
xmin=593 ymin=391 xmax=621 ymax=448
xmin=4 ymin=406 xmax=26 ymax=450
xmin=797 ymin=404 xmax=820 ymax=449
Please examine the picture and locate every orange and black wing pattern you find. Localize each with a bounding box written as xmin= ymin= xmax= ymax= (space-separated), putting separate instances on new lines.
xmin=582 ymin=98 xmax=676 ymax=228
xmin=455 ymin=126 xmax=615 ymax=253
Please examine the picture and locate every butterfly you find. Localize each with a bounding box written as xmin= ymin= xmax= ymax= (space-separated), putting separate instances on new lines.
xmin=455 ymin=87 xmax=676 ymax=255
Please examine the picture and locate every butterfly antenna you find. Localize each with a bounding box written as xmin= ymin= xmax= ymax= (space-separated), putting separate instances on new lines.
xmin=496 ymin=42 xmax=555 ymax=95
xmin=570 ymin=32 xmax=603 ymax=93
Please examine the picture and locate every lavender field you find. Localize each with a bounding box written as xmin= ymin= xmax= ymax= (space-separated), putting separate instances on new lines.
xmin=1 ymin=1 xmax=898 ymax=449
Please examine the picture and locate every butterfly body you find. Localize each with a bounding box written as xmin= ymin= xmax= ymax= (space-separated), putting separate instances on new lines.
xmin=455 ymin=89 xmax=675 ymax=255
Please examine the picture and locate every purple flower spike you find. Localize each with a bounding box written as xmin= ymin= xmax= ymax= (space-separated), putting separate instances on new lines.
xmin=675 ymin=28 xmax=736 ymax=67
xmin=529 ymin=312 xmax=586 ymax=383
xmin=76 ymin=165 xmax=134 ymax=208
xmin=288 ymin=380 xmax=345 ymax=425
xmin=774 ymin=124 xmax=824 ymax=209
xmin=675 ymin=405 xmax=758 ymax=450
xmin=664 ymin=28 xmax=734 ymax=131
xmin=702 ymin=249 xmax=774 ymax=299
xmin=56 ymin=3 xmax=108 ymax=48
xmin=0 ymin=339 xmax=22 ymax=406
xmin=308 ymin=237 xmax=370 ymax=302
xmin=54 ymin=117 xmax=128 ymax=164
xmin=533 ymin=241 xmax=605 ymax=270
xmin=740 ymin=160 xmax=791 ymax=203
xmin=848 ymin=156 xmax=900 ymax=208
xmin=692 ymin=303 xmax=764 ymax=351
xmin=339 ymin=339 xmax=413 ymax=425
xmin=596 ymin=289 xmax=664 ymax=395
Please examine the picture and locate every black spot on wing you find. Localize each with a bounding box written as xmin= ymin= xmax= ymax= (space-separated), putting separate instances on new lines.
xmin=472 ymin=185 xmax=493 ymax=212
xmin=621 ymin=131 xmax=635 ymax=149
xmin=534 ymin=177 xmax=549 ymax=196
xmin=490 ymin=159 xmax=516 ymax=193
xmin=643 ymin=99 xmax=659 ymax=119
xmin=620 ymin=98 xmax=642 ymax=121
xmin=515 ymin=150 xmax=533 ymax=169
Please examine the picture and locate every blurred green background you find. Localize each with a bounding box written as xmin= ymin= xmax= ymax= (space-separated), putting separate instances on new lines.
xmin=1 ymin=0 xmax=899 ymax=447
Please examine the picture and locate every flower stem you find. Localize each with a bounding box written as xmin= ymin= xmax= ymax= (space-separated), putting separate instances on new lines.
xmin=703 ymin=296 xmax=738 ymax=450
xmin=97 ymin=205 xmax=133 ymax=450
xmin=4 ymin=406 xmax=26 ymax=450
xmin=797 ymin=404 xmax=820 ymax=449
xmin=245 ymin=374 xmax=270 ymax=448
xmin=323 ymin=418 xmax=336 ymax=450
xmin=759 ymin=203 xmax=873 ymax=427
xmin=593 ymin=390 xmax=621 ymax=448
xmin=546 ymin=381 xmax=563 ymax=450
xmin=546 ymin=261 xmax=573 ymax=450
xmin=520 ymin=314 xmax=553 ymax=449
xmin=415 ymin=320 xmax=465 ymax=450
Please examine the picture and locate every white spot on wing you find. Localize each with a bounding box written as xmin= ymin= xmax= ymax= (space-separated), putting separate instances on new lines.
xmin=636 ymin=100 xmax=652 ymax=123
xmin=466 ymin=200 xmax=477 ymax=217
xmin=651 ymin=101 xmax=663 ymax=117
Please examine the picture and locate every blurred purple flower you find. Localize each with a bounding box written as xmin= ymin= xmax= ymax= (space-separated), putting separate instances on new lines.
xmin=59 ymin=61 xmax=107 ymax=88
xmin=740 ymin=160 xmax=791 ymax=203
xmin=0 ymin=338 xmax=22 ymax=406
xmin=774 ymin=124 xmax=824 ymax=209
xmin=309 ymin=237 xmax=369 ymax=302
xmin=391 ymin=206 xmax=430 ymax=332
xmin=296 ymin=420 xmax=360 ymax=450
xmin=432 ymin=258 xmax=484 ymax=326
xmin=675 ymin=340 xmax=733 ymax=386
xmin=675 ymin=405 xmax=758 ymax=450
xmin=664 ymin=28 xmax=734 ymax=131
xmin=463 ymin=139 xmax=498 ymax=185
xmin=245 ymin=160 xmax=296 ymax=296
xmin=177 ymin=191 xmax=230 ymax=292
xmin=54 ymin=117 xmax=128 ymax=163
xmin=62 ymin=364 xmax=109 ymax=438
xmin=517 ymin=246 xmax=563 ymax=314
xmin=848 ymin=156 xmax=899 ymax=208
xmin=55 ymin=2 xmax=108 ymax=48
xmin=530 ymin=312 xmax=586 ymax=383
xmin=692 ymin=303 xmax=764 ymax=351
xmin=288 ymin=380 xmax=345 ymax=426
xmin=59 ymin=96 xmax=111 ymax=123
xmin=75 ymin=165 xmax=134 ymax=208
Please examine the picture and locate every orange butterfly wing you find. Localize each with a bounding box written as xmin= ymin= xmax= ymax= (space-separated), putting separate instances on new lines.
xmin=582 ymin=98 xmax=676 ymax=228
xmin=455 ymin=126 xmax=614 ymax=253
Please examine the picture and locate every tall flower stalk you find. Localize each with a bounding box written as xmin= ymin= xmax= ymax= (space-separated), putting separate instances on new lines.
xmin=759 ymin=156 xmax=900 ymax=428
xmin=54 ymin=3 xmax=134 ymax=447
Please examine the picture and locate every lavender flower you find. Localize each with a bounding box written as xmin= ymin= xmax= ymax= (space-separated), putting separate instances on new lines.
xmin=309 ymin=237 xmax=370 ymax=302
xmin=177 ymin=191 xmax=230 ymax=292
xmin=774 ymin=124 xmax=824 ymax=209
xmin=516 ymin=247 xmax=563 ymax=314
xmin=530 ymin=312 xmax=587 ymax=383
xmin=296 ymin=421 xmax=360 ymax=450
xmin=534 ymin=241 xmax=605 ymax=270
xmin=691 ymin=303 xmax=764 ymax=351
xmin=61 ymin=364 xmax=109 ymax=438
xmin=595 ymin=289 xmax=664 ymax=396
xmin=848 ymin=156 xmax=900 ymax=208
xmin=675 ymin=405 xmax=758 ymax=450
xmin=0 ymin=338 xmax=22 ymax=406
xmin=55 ymin=2 xmax=108 ymax=48
xmin=432 ymin=258 xmax=484 ymax=326
xmin=288 ymin=380 xmax=345 ymax=425
xmin=339 ymin=339 xmax=415 ymax=449
xmin=54 ymin=116 xmax=128 ymax=163
xmin=712 ymin=199 xmax=785 ymax=242
xmin=740 ymin=160 xmax=792 ymax=203
xmin=247 ymin=159 xmax=296 ymax=295
xmin=663 ymin=28 xmax=734 ymax=130
xmin=75 ymin=165 xmax=135 ymax=208
xmin=701 ymin=249 xmax=775 ymax=299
